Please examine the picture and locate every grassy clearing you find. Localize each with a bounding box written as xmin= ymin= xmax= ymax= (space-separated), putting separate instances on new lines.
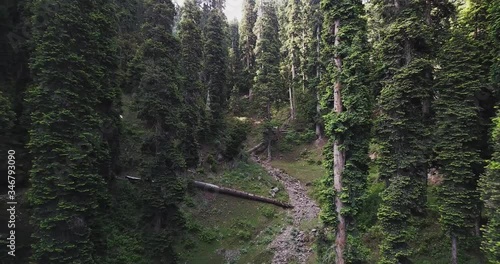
xmin=271 ymin=143 xmax=325 ymax=199
xmin=179 ymin=160 xmax=290 ymax=264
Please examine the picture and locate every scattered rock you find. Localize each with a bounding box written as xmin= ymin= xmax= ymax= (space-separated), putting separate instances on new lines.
xmin=252 ymin=155 xmax=320 ymax=264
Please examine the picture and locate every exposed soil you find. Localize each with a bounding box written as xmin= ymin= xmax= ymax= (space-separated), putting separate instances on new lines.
xmin=252 ymin=156 xmax=320 ymax=264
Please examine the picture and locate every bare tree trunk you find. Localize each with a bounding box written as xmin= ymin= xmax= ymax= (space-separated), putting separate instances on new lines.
xmin=267 ymin=101 xmax=272 ymax=161
xmin=302 ymin=29 xmax=306 ymax=93
xmin=333 ymin=18 xmax=346 ymax=264
xmin=289 ymin=85 xmax=295 ymax=120
xmin=206 ymin=89 xmax=211 ymax=110
xmin=475 ymin=216 xmax=481 ymax=237
xmin=267 ymin=139 xmax=272 ymax=162
xmin=451 ymin=234 xmax=457 ymax=264
xmin=290 ymin=54 xmax=296 ymax=120
xmin=315 ymin=24 xmax=323 ymax=141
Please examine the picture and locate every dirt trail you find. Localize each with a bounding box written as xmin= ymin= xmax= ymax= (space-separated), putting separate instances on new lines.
xmin=252 ymin=156 xmax=320 ymax=264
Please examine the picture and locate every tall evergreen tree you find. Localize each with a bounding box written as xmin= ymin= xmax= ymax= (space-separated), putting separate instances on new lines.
xmin=253 ymin=0 xmax=282 ymax=160
xmin=28 ymin=0 xmax=119 ymax=262
xmin=434 ymin=1 xmax=495 ymax=262
xmin=202 ymin=6 xmax=228 ymax=136
xmin=371 ymin=0 xmax=452 ymax=261
xmin=228 ymin=19 xmax=245 ymax=113
xmin=179 ymin=0 xmax=205 ymax=167
xmin=134 ymin=0 xmax=186 ymax=262
xmin=307 ymin=0 xmax=324 ymax=140
xmin=320 ymin=0 xmax=372 ymax=262
xmin=480 ymin=0 xmax=500 ymax=261
xmin=240 ymin=0 xmax=257 ymax=97
xmin=434 ymin=31 xmax=486 ymax=264
xmin=281 ymin=0 xmax=302 ymax=121
xmin=481 ymin=115 xmax=500 ymax=263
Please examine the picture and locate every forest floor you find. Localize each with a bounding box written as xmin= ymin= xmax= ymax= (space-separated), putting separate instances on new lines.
xmin=252 ymin=155 xmax=320 ymax=264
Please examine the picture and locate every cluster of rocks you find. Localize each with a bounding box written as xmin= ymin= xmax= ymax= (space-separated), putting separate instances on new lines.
xmin=269 ymin=227 xmax=313 ymax=264
xmin=252 ymin=156 xmax=320 ymax=264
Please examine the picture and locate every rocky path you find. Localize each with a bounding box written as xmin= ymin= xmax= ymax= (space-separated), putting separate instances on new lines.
xmin=252 ymin=156 xmax=320 ymax=264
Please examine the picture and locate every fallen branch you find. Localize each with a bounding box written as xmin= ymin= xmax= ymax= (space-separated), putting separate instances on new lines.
xmin=192 ymin=181 xmax=293 ymax=209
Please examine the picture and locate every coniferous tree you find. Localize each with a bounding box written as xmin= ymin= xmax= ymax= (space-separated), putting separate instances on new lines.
xmin=28 ymin=0 xmax=119 ymax=262
xmin=481 ymin=116 xmax=500 ymax=263
xmin=240 ymin=0 xmax=257 ymax=98
xmin=228 ymin=20 xmax=245 ymax=114
xmin=134 ymin=0 xmax=186 ymax=262
xmin=253 ymin=0 xmax=282 ymax=160
xmin=319 ymin=0 xmax=372 ymax=262
xmin=202 ymin=6 xmax=228 ymax=136
xmin=371 ymin=0 xmax=452 ymax=261
xmin=480 ymin=0 xmax=500 ymax=261
xmin=179 ymin=0 xmax=205 ymax=167
xmin=434 ymin=1 xmax=495 ymax=262
xmin=307 ymin=0 xmax=324 ymax=140
xmin=281 ymin=0 xmax=302 ymax=121
xmin=434 ymin=31 xmax=486 ymax=264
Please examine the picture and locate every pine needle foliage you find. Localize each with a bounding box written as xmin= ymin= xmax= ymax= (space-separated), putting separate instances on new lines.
xmin=27 ymin=0 xmax=120 ymax=262
xmin=133 ymin=0 xmax=187 ymax=262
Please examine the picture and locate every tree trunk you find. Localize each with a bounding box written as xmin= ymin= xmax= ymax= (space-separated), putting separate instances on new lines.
xmin=290 ymin=70 xmax=296 ymax=120
xmin=315 ymin=24 xmax=324 ymax=141
xmin=451 ymin=234 xmax=457 ymax=264
xmin=206 ymin=88 xmax=211 ymax=110
xmin=267 ymin=138 xmax=272 ymax=162
xmin=333 ymin=18 xmax=346 ymax=264
xmin=266 ymin=101 xmax=272 ymax=161
xmin=192 ymin=181 xmax=293 ymax=208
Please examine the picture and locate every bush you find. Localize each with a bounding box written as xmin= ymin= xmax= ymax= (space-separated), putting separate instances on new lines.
xmin=223 ymin=118 xmax=251 ymax=159
xmin=200 ymin=228 xmax=219 ymax=243
xmin=261 ymin=207 xmax=276 ymax=219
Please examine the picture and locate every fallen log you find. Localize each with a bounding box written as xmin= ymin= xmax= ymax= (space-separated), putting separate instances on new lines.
xmin=125 ymin=176 xmax=293 ymax=209
xmin=192 ymin=181 xmax=293 ymax=209
xmin=246 ymin=142 xmax=266 ymax=154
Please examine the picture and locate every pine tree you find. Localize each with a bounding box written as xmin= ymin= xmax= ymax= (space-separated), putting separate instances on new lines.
xmin=253 ymin=0 xmax=282 ymax=160
xmin=319 ymin=0 xmax=372 ymax=262
xmin=281 ymin=0 xmax=302 ymax=121
xmin=133 ymin=0 xmax=186 ymax=262
xmin=28 ymin=0 xmax=119 ymax=262
xmin=371 ymin=0 xmax=452 ymax=262
xmin=308 ymin=0 xmax=324 ymax=140
xmin=228 ymin=19 xmax=245 ymax=114
xmin=202 ymin=6 xmax=228 ymax=136
xmin=240 ymin=0 xmax=257 ymax=97
xmin=481 ymin=115 xmax=500 ymax=263
xmin=480 ymin=0 xmax=500 ymax=261
xmin=434 ymin=30 xmax=486 ymax=264
xmin=434 ymin=1 xmax=496 ymax=262
xmin=179 ymin=0 xmax=205 ymax=167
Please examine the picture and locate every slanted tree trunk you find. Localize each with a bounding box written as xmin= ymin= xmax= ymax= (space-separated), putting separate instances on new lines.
xmin=333 ymin=18 xmax=346 ymax=264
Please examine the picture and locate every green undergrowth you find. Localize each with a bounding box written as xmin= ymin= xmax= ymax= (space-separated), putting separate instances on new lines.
xmin=178 ymin=160 xmax=289 ymax=263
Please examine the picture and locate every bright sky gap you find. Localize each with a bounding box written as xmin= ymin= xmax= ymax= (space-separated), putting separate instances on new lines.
xmin=174 ymin=0 xmax=244 ymax=21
